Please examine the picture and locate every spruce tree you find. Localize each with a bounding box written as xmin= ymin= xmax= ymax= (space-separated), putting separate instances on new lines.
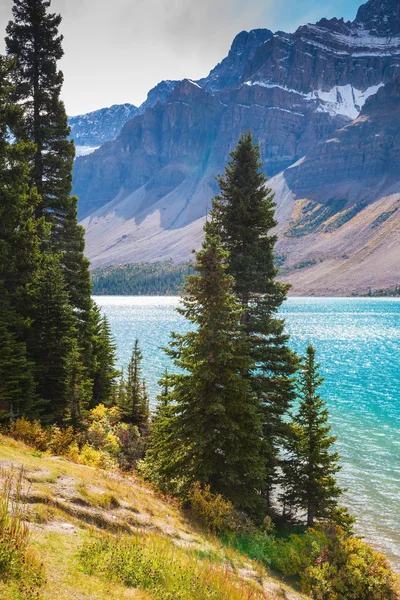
xmin=281 ymin=344 xmax=342 ymax=526
xmin=144 ymin=370 xmax=179 ymax=493
xmin=211 ymin=132 xmax=298 ymax=498
xmin=149 ymin=229 xmax=267 ymax=515
xmin=120 ymin=340 xmax=149 ymax=428
xmin=28 ymin=254 xmax=76 ymax=424
xmin=6 ymin=0 xmax=93 ymax=366
xmin=0 ymin=56 xmax=41 ymax=418
xmin=0 ymin=292 xmax=36 ymax=420
xmin=90 ymin=304 xmax=119 ymax=407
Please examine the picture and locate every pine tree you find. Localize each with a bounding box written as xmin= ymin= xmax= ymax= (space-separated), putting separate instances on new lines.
xmin=6 ymin=0 xmax=93 ymax=370
xmin=0 ymin=292 xmax=36 ymax=420
xmin=28 ymin=254 xmax=76 ymax=424
xmin=0 ymin=56 xmax=42 ymax=419
xmin=148 ymin=229 xmax=267 ymax=515
xmin=281 ymin=344 xmax=343 ymax=527
xmin=90 ymin=304 xmax=119 ymax=407
xmin=144 ymin=370 xmax=179 ymax=493
xmin=120 ymin=340 xmax=149 ymax=428
xmin=211 ymin=132 xmax=298 ymax=498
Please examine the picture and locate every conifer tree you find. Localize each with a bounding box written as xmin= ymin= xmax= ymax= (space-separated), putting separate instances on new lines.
xmin=211 ymin=132 xmax=298 ymax=497
xmin=90 ymin=304 xmax=119 ymax=407
xmin=148 ymin=229 xmax=267 ymax=515
xmin=281 ymin=344 xmax=342 ymax=526
xmin=28 ymin=254 xmax=76 ymax=424
xmin=6 ymin=0 xmax=93 ymax=360
xmin=144 ymin=370 xmax=179 ymax=493
xmin=0 ymin=293 xmax=36 ymax=420
xmin=0 ymin=56 xmax=41 ymax=418
xmin=119 ymin=340 xmax=149 ymax=428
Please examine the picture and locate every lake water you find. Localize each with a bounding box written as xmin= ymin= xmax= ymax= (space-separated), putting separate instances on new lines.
xmin=94 ymin=296 xmax=400 ymax=567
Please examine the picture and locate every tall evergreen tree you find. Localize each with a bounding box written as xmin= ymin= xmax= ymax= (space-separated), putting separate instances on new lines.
xmin=28 ymin=254 xmax=76 ymax=424
xmin=90 ymin=304 xmax=119 ymax=407
xmin=0 ymin=56 xmax=41 ymax=418
xmin=5 ymin=0 xmax=93 ymax=359
xmin=0 ymin=292 xmax=36 ymax=420
xmin=211 ymin=132 xmax=298 ymax=497
xmin=281 ymin=344 xmax=342 ymax=526
xmin=119 ymin=340 xmax=149 ymax=428
xmin=148 ymin=229 xmax=267 ymax=515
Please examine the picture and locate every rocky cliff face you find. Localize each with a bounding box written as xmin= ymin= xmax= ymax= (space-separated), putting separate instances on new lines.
xmin=69 ymin=103 xmax=138 ymax=149
xmin=75 ymin=0 xmax=400 ymax=294
xmin=355 ymin=0 xmax=400 ymax=35
xmin=198 ymin=29 xmax=273 ymax=92
xmin=69 ymin=81 xmax=179 ymax=154
xmin=284 ymin=77 xmax=400 ymax=204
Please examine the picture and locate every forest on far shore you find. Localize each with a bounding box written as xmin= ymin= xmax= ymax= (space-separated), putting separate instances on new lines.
xmin=91 ymin=262 xmax=194 ymax=295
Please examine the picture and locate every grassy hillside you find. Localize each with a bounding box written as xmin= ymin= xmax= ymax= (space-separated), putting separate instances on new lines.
xmin=0 ymin=435 xmax=306 ymax=600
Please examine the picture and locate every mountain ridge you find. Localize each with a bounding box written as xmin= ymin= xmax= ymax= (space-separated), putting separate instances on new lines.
xmin=74 ymin=0 xmax=400 ymax=295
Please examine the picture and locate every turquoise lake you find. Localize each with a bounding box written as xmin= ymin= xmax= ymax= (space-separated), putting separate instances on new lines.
xmin=94 ymin=296 xmax=400 ymax=568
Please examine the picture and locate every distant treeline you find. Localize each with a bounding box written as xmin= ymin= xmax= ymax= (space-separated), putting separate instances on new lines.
xmin=91 ymin=262 xmax=195 ymax=295
xmin=353 ymin=286 xmax=400 ymax=298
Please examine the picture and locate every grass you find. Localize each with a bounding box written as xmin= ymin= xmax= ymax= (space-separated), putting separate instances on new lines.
xmin=76 ymin=482 xmax=120 ymax=509
xmin=79 ymin=532 xmax=267 ymax=600
xmin=0 ymin=435 xmax=305 ymax=599
xmin=0 ymin=469 xmax=45 ymax=599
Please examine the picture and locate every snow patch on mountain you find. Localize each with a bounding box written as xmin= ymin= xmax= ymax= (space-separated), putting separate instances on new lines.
xmin=244 ymin=80 xmax=384 ymax=119
xmin=311 ymin=84 xmax=385 ymax=119
xmin=75 ymin=146 xmax=100 ymax=157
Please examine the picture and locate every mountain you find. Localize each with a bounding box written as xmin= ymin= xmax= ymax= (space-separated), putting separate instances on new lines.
xmin=69 ymin=103 xmax=139 ymax=153
xmin=198 ymin=29 xmax=273 ymax=92
xmin=69 ymin=81 xmax=180 ymax=156
xmin=274 ymin=76 xmax=400 ymax=295
xmin=74 ymin=0 xmax=400 ymax=294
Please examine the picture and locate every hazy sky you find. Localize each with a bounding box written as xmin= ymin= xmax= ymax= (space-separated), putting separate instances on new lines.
xmin=0 ymin=0 xmax=363 ymax=116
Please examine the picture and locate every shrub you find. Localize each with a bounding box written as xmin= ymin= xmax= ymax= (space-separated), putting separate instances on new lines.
xmin=76 ymin=443 xmax=115 ymax=469
xmin=9 ymin=418 xmax=49 ymax=451
xmin=302 ymin=527 xmax=400 ymax=600
xmin=189 ymin=483 xmax=253 ymax=534
xmin=47 ymin=425 xmax=75 ymax=455
xmin=7 ymin=407 xmax=147 ymax=472
xmin=269 ymin=528 xmax=327 ymax=577
xmin=265 ymin=525 xmax=399 ymax=599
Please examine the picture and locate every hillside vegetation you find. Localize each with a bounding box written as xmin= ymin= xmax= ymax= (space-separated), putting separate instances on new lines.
xmin=0 ymin=434 xmax=305 ymax=600
xmin=91 ymin=262 xmax=194 ymax=295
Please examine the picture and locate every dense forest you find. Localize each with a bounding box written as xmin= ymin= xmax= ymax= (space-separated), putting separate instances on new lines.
xmin=91 ymin=262 xmax=194 ymax=295
xmin=0 ymin=1 xmax=399 ymax=599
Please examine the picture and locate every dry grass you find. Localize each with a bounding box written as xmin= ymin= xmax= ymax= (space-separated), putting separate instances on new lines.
xmin=0 ymin=435 xmax=306 ymax=600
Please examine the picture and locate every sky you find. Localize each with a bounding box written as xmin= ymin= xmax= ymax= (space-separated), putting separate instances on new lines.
xmin=0 ymin=0 xmax=364 ymax=116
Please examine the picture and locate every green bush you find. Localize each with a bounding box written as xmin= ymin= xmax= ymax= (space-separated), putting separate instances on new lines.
xmin=264 ymin=525 xmax=399 ymax=599
xmin=302 ymin=527 xmax=400 ymax=600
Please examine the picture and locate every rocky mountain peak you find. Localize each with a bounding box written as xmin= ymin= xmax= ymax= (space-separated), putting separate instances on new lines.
xmin=198 ymin=28 xmax=273 ymax=92
xmin=168 ymin=79 xmax=211 ymax=104
xmin=138 ymin=80 xmax=178 ymax=114
xmin=355 ymin=0 xmax=400 ymax=35
xmin=314 ymin=17 xmax=352 ymax=35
